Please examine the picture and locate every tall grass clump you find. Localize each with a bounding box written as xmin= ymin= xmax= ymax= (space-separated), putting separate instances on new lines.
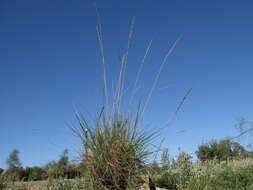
xmin=71 ymin=10 xmax=187 ymax=189
xmin=73 ymin=108 xmax=153 ymax=190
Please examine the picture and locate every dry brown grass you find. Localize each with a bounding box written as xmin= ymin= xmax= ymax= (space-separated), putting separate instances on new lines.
xmin=3 ymin=180 xmax=46 ymax=190
xmin=4 ymin=180 xmax=168 ymax=190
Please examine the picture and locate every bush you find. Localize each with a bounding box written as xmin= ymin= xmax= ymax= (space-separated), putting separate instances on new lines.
xmin=27 ymin=167 xmax=45 ymax=181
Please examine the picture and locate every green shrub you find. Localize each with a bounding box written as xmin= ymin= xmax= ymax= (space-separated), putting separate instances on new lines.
xmin=27 ymin=167 xmax=45 ymax=181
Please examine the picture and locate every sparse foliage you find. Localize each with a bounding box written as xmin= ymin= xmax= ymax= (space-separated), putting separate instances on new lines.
xmin=6 ymin=149 xmax=22 ymax=171
xmin=232 ymin=118 xmax=253 ymax=149
xmin=161 ymin=148 xmax=170 ymax=169
xmin=58 ymin=149 xmax=69 ymax=168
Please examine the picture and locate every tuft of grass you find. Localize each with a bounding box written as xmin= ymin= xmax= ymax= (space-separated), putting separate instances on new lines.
xmin=71 ymin=6 xmax=189 ymax=190
xmin=73 ymin=109 xmax=153 ymax=190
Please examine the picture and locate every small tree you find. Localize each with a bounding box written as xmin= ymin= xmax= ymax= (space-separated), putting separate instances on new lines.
xmin=6 ymin=149 xmax=21 ymax=171
xmin=44 ymin=161 xmax=58 ymax=179
xmin=161 ymin=148 xmax=170 ymax=169
xmin=232 ymin=118 xmax=253 ymax=149
xmin=44 ymin=150 xmax=79 ymax=179
xmin=58 ymin=149 xmax=69 ymax=167
xmin=5 ymin=149 xmax=22 ymax=181
xmin=57 ymin=149 xmax=69 ymax=178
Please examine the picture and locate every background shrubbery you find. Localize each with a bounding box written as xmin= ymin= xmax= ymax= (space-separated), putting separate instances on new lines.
xmin=152 ymin=139 xmax=253 ymax=190
xmin=154 ymin=157 xmax=253 ymax=190
xmin=196 ymin=139 xmax=253 ymax=162
xmin=0 ymin=149 xmax=81 ymax=183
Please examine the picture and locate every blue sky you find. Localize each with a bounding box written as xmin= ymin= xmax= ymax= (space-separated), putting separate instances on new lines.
xmin=1 ymin=0 xmax=253 ymax=168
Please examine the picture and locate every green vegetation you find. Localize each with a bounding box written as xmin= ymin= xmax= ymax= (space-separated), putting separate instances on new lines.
xmin=0 ymin=149 xmax=81 ymax=184
xmin=2 ymin=138 xmax=253 ymax=190
xmin=196 ymin=139 xmax=253 ymax=162
xmin=155 ymin=157 xmax=253 ymax=190
xmin=43 ymin=150 xmax=81 ymax=180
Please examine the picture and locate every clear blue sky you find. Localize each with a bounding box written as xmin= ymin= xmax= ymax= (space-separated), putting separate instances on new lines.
xmin=1 ymin=0 xmax=253 ymax=168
